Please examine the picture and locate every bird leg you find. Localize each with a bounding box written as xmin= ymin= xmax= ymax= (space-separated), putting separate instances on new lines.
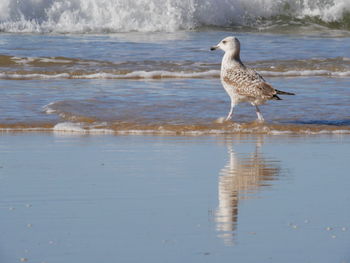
xmin=255 ymin=105 xmax=264 ymax=122
xmin=225 ymin=101 xmax=235 ymax=121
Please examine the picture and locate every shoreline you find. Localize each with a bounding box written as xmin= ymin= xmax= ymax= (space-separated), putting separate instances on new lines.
xmin=1 ymin=121 xmax=350 ymax=136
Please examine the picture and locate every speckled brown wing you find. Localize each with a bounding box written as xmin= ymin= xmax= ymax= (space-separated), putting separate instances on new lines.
xmin=223 ymin=67 xmax=277 ymax=100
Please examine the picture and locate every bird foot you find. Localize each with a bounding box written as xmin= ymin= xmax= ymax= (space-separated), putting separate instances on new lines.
xmin=215 ymin=117 xmax=224 ymax=123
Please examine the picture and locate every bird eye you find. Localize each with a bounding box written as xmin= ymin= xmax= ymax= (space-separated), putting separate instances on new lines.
xmin=222 ymin=40 xmax=227 ymax=44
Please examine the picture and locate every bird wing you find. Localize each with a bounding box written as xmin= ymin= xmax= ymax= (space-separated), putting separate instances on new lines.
xmin=223 ymin=67 xmax=277 ymax=99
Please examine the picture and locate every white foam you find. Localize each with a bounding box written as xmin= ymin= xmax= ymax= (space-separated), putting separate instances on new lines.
xmin=53 ymin=122 xmax=115 ymax=135
xmin=39 ymin=58 xmax=72 ymax=63
xmin=269 ymin=130 xmax=293 ymax=135
xmin=42 ymin=102 xmax=57 ymax=114
xmin=0 ymin=73 xmax=70 ymax=79
xmin=1 ymin=69 xmax=349 ymax=80
xmin=74 ymin=70 xmax=220 ymax=79
xmin=332 ymin=71 xmax=350 ymax=77
xmin=53 ymin=122 xmax=86 ymax=133
xmin=12 ymin=56 xmax=37 ymax=64
xmin=0 ymin=0 xmax=348 ymax=33
xmin=1 ymin=123 xmax=350 ymax=136
xmin=331 ymin=130 xmax=350 ymax=134
xmin=0 ymin=70 xmax=220 ymax=80
xmin=11 ymin=55 xmax=72 ymax=64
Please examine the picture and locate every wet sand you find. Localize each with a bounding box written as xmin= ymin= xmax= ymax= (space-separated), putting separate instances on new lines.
xmin=1 ymin=133 xmax=349 ymax=263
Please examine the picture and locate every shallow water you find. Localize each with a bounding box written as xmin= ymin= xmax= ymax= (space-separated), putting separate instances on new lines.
xmin=0 ymin=134 xmax=349 ymax=263
xmin=0 ymin=31 xmax=350 ymax=134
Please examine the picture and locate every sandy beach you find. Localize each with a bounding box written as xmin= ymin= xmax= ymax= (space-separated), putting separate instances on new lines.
xmin=1 ymin=133 xmax=349 ymax=263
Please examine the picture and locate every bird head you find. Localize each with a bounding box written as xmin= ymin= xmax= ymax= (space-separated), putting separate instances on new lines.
xmin=210 ymin=36 xmax=240 ymax=54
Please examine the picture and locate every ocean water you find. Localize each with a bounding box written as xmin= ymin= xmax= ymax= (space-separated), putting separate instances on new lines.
xmin=0 ymin=0 xmax=350 ymax=135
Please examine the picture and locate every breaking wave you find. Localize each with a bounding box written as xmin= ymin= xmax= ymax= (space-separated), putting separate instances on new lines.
xmin=0 ymin=0 xmax=349 ymax=33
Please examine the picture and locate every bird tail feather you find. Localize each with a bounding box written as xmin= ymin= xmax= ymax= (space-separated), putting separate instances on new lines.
xmin=272 ymin=94 xmax=282 ymax=100
xmin=276 ymin=89 xmax=295 ymax=95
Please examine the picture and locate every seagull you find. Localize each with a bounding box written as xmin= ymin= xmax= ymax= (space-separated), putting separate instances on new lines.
xmin=211 ymin=36 xmax=294 ymax=122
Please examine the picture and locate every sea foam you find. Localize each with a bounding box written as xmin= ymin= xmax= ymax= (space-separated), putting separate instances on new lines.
xmin=1 ymin=69 xmax=349 ymax=80
xmin=53 ymin=122 xmax=114 ymax=134
xmin=0 ymin=0 xmax=349 ymax=33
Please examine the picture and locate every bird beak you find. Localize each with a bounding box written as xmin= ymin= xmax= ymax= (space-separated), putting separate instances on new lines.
xmin=210 ymin=45 xmax=219 ymax=51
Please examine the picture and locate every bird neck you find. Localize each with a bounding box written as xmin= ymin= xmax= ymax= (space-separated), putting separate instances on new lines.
xmin=222 ymin=50 xmax=243 ymax=69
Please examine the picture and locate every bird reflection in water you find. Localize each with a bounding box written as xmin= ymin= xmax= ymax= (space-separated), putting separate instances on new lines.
xmin=215 ymin=137 xmax=281 ymax=246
